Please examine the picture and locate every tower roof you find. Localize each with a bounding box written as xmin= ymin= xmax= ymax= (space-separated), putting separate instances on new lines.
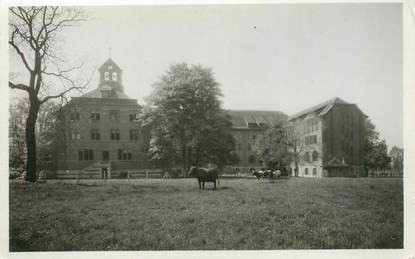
xmin=98 ymin=58 xmax=122 ymax=72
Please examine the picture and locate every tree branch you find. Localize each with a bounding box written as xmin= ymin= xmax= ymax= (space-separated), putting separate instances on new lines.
xmin=40 ymin=86 xmax=80 ymax=104
xmin=9 ymin=82 xmax=30 ymax=92
xmin=9 ymin=30 xmax=33 ymax=72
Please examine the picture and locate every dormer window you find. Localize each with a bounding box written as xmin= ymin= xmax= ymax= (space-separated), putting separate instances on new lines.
xmin=112 ymin=72 xmax=117 ymax=81
xmin=104 ymin=72 xmax=109 ymax=81
xmin=101 ymin=90 xmax=111 ymax=98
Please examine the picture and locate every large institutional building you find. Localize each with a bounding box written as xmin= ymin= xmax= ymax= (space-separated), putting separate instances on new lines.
xmin=227 ymin=110 xmax=287 ymax=169
xmin=55 ymin=59 xmax=367 ymax=178
xmin=286 ymin=98 xmax=366 ymax=178
xmin=56 ymin=59 xmax=150 ymax=179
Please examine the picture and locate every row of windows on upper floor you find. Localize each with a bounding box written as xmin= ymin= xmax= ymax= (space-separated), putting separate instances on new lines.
xmin=70 ymin=111 xmax=139 ymax=122
xmin=234 ymin=133 xmax=319 ymax=154
xmin=78 ymin=149 xmax=134 ymax=161
xmin=71 ymin=129 xmax=142 ymax=141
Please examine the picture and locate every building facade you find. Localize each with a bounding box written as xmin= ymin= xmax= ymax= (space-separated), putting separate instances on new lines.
xmin=56 ymin=59 xmax=149 ymax=178
xmin=55 ymin=59 xmax=368 ymax=179
xmin=227 ymin=110 xmax=287 ymax=172
xmin=287 ymin=98 xmax=366 ymax=178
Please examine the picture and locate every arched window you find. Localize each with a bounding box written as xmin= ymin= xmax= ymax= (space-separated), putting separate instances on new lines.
xmin=112 ymin=72 xmax=117 ymax=81
xmin=104 ymin=72 xmax=109 ymax=81
xmin=312 ymin=151 xmax=319 ymax=161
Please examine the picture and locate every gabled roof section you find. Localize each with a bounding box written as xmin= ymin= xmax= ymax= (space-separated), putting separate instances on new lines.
xmin=81 ymin=87 xmax=134 ymax=100
xmin=98 ymin=58 xmax=121 ymax=72
xmin=81 ymin=87 xmax=133 ymax=99
xmin=227 ymin=110 xmax=287 ymax=129
xmin=288 ymin=97 xmax=348 ymax=121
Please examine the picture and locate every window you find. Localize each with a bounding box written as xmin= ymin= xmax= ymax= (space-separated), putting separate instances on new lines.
xmin=237 ymin=143 xmax=242 ymax=151
xmin=248 ymin=143 xmax=251 ymax=151
xmin=130 ymin=129 xmax=139 ymax=141
xmin=109 ymin=110 xmax=119 ymax=121
xmin=90 ymin=129 xmax=100 ymax=140
xmin=305 ymin=168 xmax=309 ymax=175
xmin=248 ymin=155 xmax=256 ymax=164
xmin=104 ymin=72 xmax=109 ymax=81
xmin=70 ymin=112 xmax=80 ymax=121
xmin=305 ymin=135 xmax=317 ymax=145
xmin=78 ymin=149 xmax=94 ymax=161
xmin=312 ymin=168 xmax=317 ymax=176
xmin=118 ymin=149 xmax=132 ymax=160
xmin=129 ymin=113 xmax=139 ymax=121
xmin=112 ymin=72 xmax=117 ymax=81
xmin=312 ymin=151 xmax=319 ymax=161
xmin=108 ymin=65 xmax=113 ymax=70
xmin=252 ymin=135 xmax=256 ymax=141
xmin=111 ymin=129 xmax=120 ymax=140
xmin=91 ymin=112 xmax=100 ymax=121
xmin=101 ymin=90 xmax=111 ymax=98
xmin=303 ymin=152 xmax=310 ymax=162
xmin=71 ymin=129 xmax=81 ymax=140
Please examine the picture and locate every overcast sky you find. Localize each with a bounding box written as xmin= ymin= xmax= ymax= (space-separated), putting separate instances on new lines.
xmin=10 ymin=3 xmax=403 ymax=148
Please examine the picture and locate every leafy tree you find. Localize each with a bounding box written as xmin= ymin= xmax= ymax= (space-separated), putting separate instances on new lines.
xmin=252 ymin=124 xmax=291 ymax=169
xmin=9 ymin=7 xmax=90 ymax=181
xmin=141 ymin=63 xmax=237 ymax=174
xmin=389 ymin=146 xmax=403 ymax=176
xmin=364 ymin=119 xmax=391 ymax=174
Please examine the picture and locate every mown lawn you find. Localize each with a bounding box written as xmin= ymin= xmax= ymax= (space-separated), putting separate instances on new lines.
xmin=9 ymin=177 xmax=403 ymax=251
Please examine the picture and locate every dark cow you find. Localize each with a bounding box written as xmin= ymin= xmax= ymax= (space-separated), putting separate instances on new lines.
xmin=188 ymin=166 xmax=220 ymax=190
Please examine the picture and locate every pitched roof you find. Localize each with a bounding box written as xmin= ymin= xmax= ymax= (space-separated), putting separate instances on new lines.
xmin=288 ymin=97 xmax=348 ymax=121
xmin=98 ymin=58 xmax=121 ymax=72
xmin=227 ymin=110 xmax=287 ymax=129
xmin=81 ymin=86 xmax=134 ymax=100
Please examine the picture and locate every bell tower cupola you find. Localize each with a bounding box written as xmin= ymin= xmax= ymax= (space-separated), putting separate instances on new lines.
xmin=98 ymin=58 xmax=124 ymax=92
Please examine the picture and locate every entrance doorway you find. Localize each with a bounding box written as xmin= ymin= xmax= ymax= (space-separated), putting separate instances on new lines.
xmin=101 ymin=167 xmax=108 ymax=179
xmin=102 ymin=151 xmax=109 ymax=161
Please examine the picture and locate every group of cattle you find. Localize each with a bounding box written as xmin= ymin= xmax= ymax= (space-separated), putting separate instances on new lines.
xmin=251 ymin=169 xmax=282 ymax=182
xmin=188 ymin=166 xmax=282 ymax=190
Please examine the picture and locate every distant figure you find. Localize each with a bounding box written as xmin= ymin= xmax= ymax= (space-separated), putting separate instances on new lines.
xmin=163 ymin=171 xmax=170 ymax=179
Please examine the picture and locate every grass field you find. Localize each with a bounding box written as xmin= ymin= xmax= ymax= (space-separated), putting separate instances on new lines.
xmin=9 ymin=177 xmax=403 ymax=251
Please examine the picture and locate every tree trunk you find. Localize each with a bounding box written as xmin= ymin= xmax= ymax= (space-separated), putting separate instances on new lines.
xmin=25 ymin=97 xmax=40 ymax=182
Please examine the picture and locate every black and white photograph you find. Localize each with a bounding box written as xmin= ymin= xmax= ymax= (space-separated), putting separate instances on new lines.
xmin=2 ymin=0 xmax=414 ymax=258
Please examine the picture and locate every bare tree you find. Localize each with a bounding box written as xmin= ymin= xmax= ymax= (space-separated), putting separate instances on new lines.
xmin=280 ymin=124 xmax=304 ymax=177
xmin=8 ymin=6 xmax=90 ymax=181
